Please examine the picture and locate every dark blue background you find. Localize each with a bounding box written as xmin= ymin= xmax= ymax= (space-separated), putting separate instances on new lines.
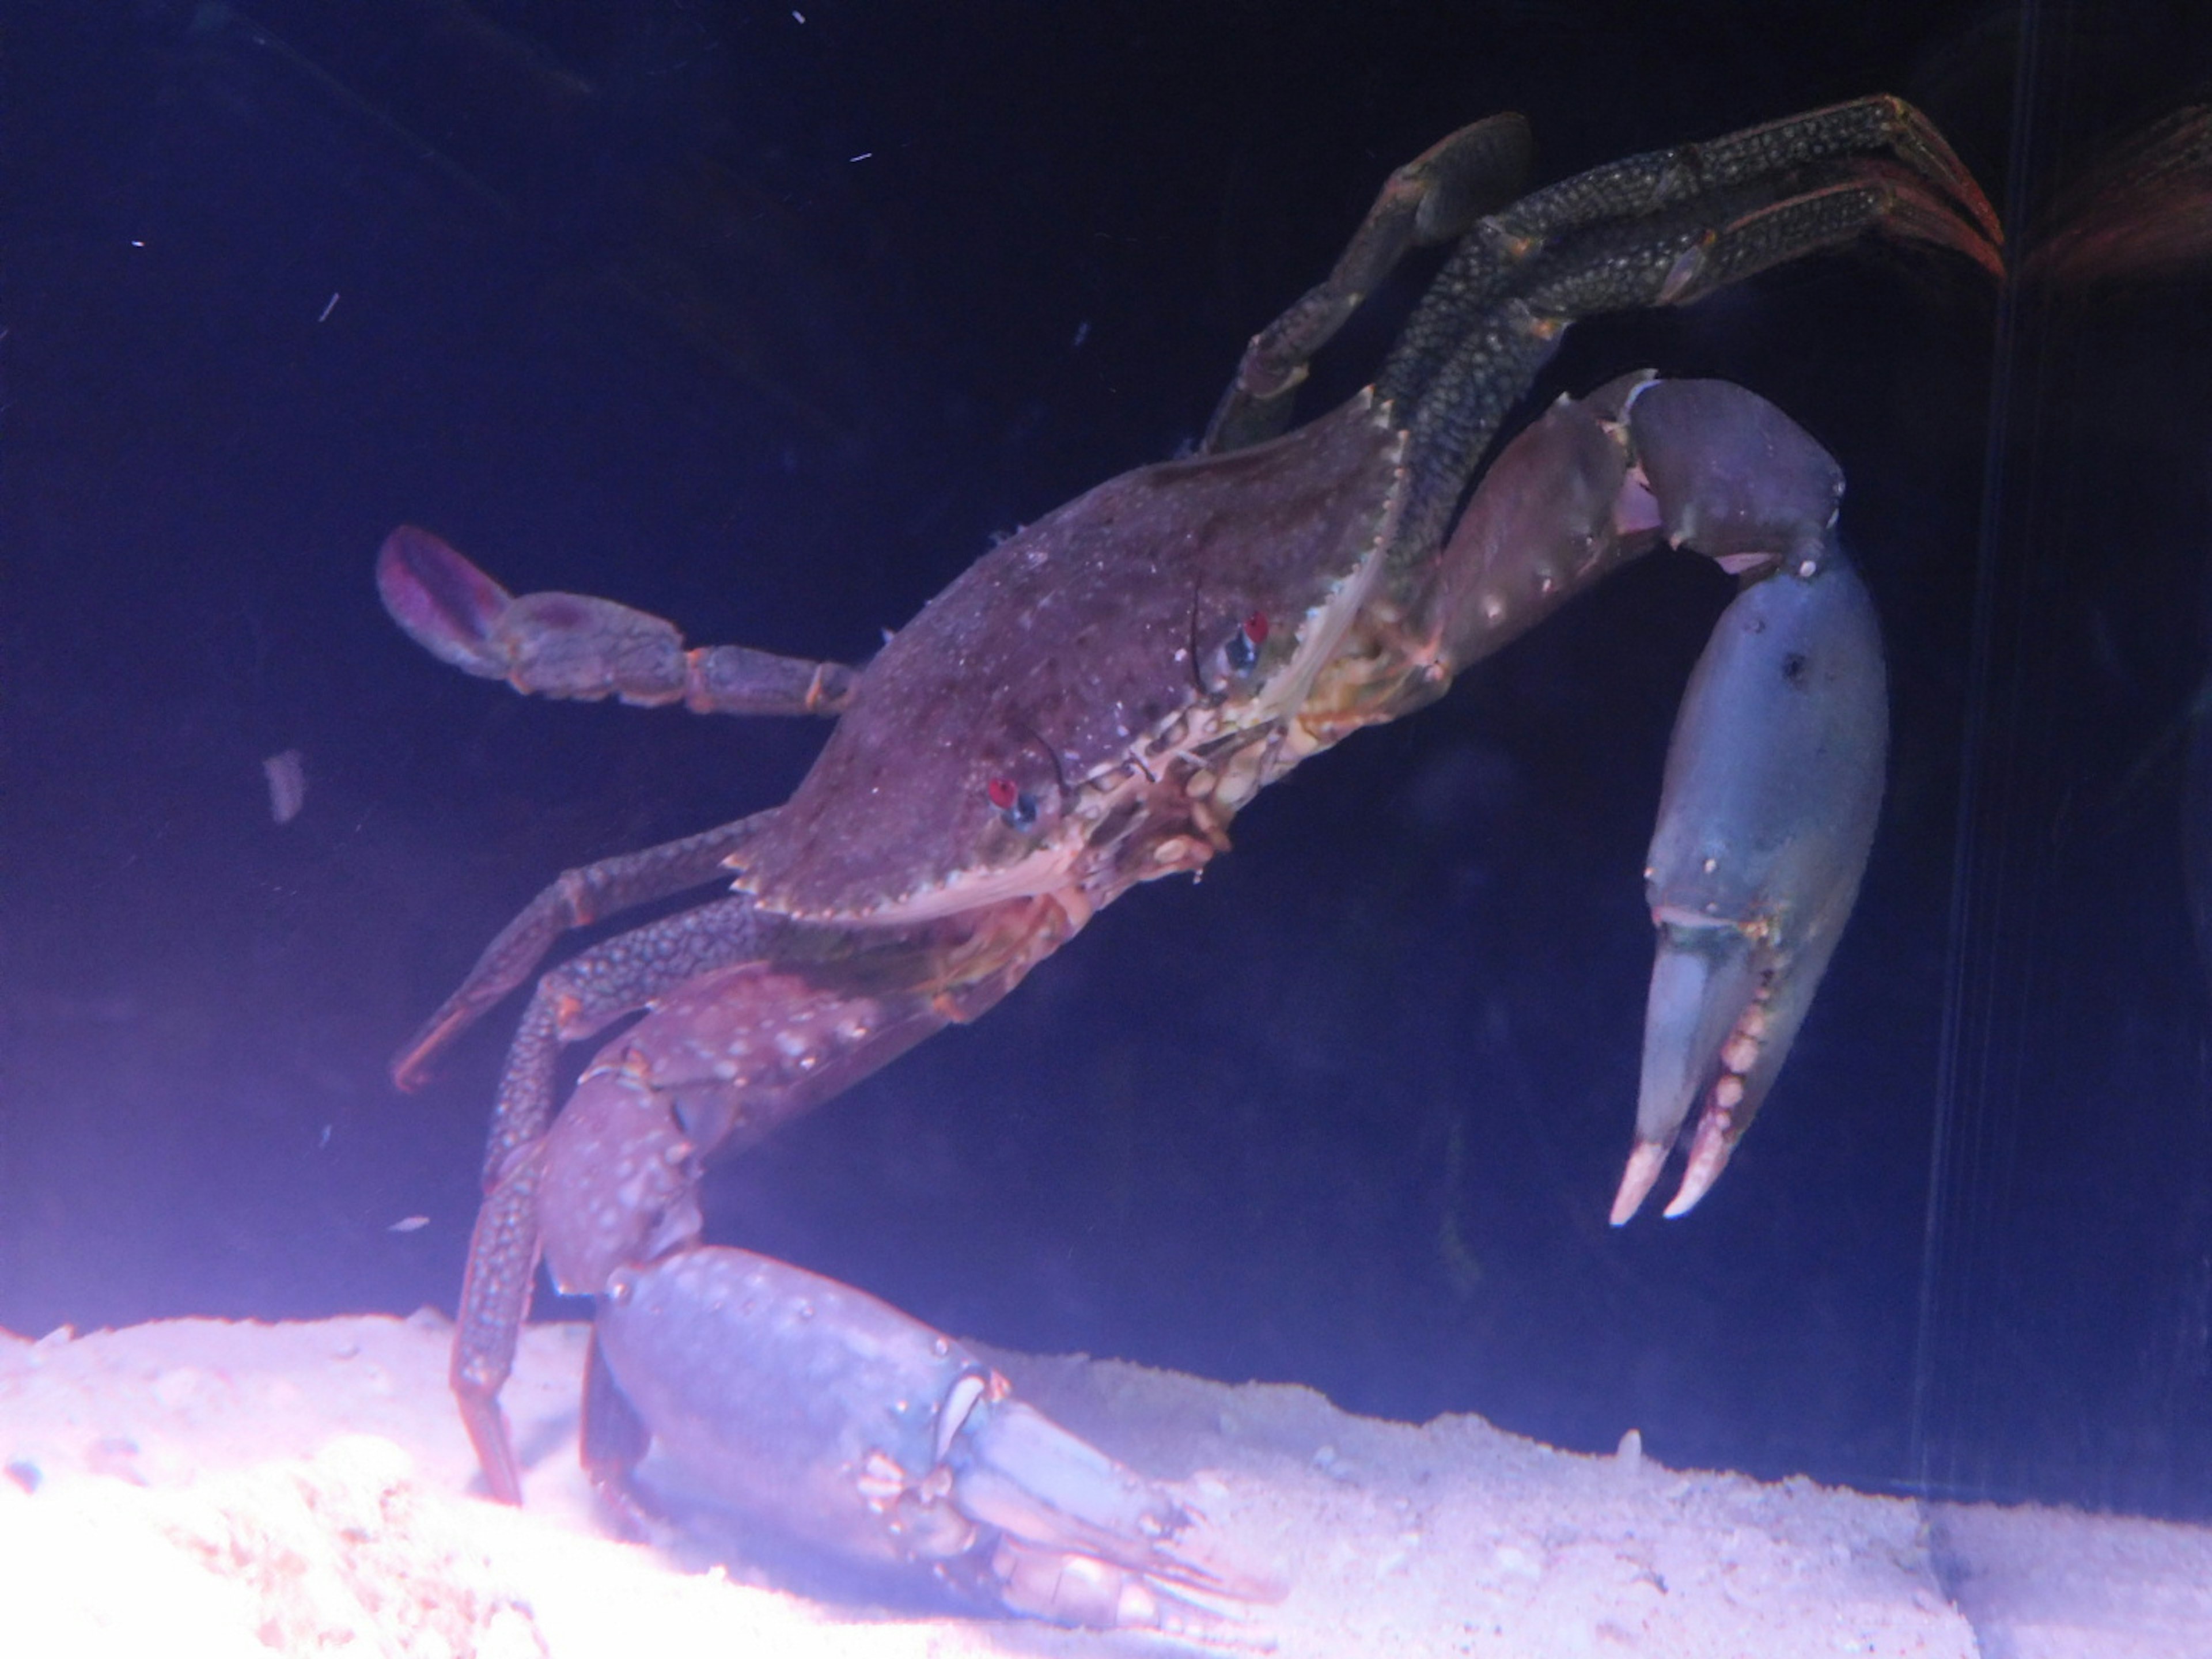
xmin=6 ymin=1 xmax=2209 ymax=1520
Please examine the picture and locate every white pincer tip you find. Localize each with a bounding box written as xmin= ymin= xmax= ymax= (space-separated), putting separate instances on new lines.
xmin=1609 ymin=1139 xmax=1669 ymax=1227
xmin=1661 ymin=1113 xmax=1735 ymax=1219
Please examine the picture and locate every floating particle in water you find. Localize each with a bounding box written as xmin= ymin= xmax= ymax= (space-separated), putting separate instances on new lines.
xmin=388 ymin=1215 xmax=430 ymax=1234
xmin=263 ymin=749 xmax=307 ymax=823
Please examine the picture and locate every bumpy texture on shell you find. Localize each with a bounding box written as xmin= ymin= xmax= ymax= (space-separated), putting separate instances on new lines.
xmin=736 ymin=396 xmax=1406 ymax=921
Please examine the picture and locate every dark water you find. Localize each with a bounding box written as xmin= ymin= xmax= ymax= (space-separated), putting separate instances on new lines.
xmin=6 ymin=0 xmax=2209 ymax=1527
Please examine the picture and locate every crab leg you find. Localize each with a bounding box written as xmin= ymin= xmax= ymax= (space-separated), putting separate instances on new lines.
xmin=451 ymin=896 xmax=796 ymax=1502
xmin=1378 ymin=97 xmax=2000 ymax=559
xmin=378 ymin=525 xmax=861 ymax=717
xmin=593 ymin=1246 xmax=1276 ymax=1630
xmin=1204 ymin=111 xmax=1533 ymax=453
xmin=391 ymin=817 xmax=774 ymax=1089
xmin=1381 ymin=95 xmax=1999 ymax=423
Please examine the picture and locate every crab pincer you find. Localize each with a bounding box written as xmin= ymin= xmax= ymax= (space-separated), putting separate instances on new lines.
xmin=1608 ymin=382 xmax=1888 ymax=1224
xmin=594 ymin=1248 xmax=1279 ymax=1631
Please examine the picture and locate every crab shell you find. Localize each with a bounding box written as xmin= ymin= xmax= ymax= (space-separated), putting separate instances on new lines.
xmin=732 ymin=394 xmax=1411 ymax=925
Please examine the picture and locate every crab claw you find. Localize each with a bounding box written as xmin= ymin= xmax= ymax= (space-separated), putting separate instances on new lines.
xmin=594 ymin=1246 xmax=1278 ymax=1630
xmin=1613 ymin=533 xmax=1887 ymax=1225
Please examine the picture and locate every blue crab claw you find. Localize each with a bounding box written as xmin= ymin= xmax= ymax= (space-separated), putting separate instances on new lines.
xmin=594 ymin=1246 xmax=1279 ymax=1631
xmin=1612 ymin=536 xmax=1887 ymax=1225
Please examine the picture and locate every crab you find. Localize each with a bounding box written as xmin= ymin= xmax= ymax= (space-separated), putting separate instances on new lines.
xmin=377 ymin=97 xmax=2000 ymax=1629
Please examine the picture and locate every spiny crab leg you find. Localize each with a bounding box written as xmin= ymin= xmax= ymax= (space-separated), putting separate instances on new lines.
xmin=1204 ymin=111 xmax=1534 ymax=454
xmin=377 ymin=524 xmax=861 ymax=717
xmin=1497 ymin=94 xmax=1999 ymax=252
xmin=448 ymin=897 xmax=800 ymax=1502
xmin=376 ymin=522 xmax=864 ymax=1088
xmin=1389 ymin=93 xmax=1998 ymax=406
xmin=389 ymin=817 xmax=773 ymax=1089
xmin=1377 ymin=99 xmax=2001 ymax=565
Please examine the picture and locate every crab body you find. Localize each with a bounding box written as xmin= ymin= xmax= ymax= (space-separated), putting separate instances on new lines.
xmin=740 ymin=393 xmax=1409 ymax=928
xmin=377 ymin=97 xmax=1998 ymax=1629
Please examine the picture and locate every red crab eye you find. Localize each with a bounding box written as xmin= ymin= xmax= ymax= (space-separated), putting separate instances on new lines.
xmin=1225 ymin=611 xmax=1269 ymax=675
xmin=984 ymin=776 xmax=1039 ymax=830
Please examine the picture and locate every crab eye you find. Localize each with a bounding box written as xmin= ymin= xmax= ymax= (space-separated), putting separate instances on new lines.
xmin=984 ymin=775 xmax=1039 ymax=830
xmin=1225 ymin=611 xmax=1270 ymax=675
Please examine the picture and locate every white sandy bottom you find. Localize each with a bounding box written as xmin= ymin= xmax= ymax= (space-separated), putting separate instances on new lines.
xmin=1 ymin=1313 xmax=2204 ymax=1658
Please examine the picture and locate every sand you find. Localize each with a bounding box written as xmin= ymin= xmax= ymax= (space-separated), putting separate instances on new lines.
xmin=2 ymin=1312 xmax=2205 ymax=1657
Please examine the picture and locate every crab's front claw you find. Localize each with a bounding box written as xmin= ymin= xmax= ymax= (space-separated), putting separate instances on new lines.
xmin=931 ymin=1383 xmax=1274 ymax=1627
xmin=1613 ymin=545 xmax=1887 ymax=1223
xmin=593 ymin=1246 xmax=1277 ymax=1630
xmin=1605 ymin=383 xmax=1889 ymax=1224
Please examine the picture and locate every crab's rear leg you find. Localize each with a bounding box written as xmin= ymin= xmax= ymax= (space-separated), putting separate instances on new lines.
xmin=1426 ymin=376 xmax=1885 ymax=1224
xmin=1382 ymin=96 xmax=2001 ymax=421
xmin=451 ymin=895 xmax=804 ymax=1501
xmin=1203 ymin=111 xmax=1533 ymax=454
xmin=1378 ymin=105 xmax=1999 ymax=566
xmin=378 ymin=525 xmax=861 ymax=715
xmin=392 ymin=816 xmax=774 ymax=1089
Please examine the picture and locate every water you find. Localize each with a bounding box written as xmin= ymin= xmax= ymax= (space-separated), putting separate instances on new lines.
xmin=5 ymin=0 xmax=2207 ymax=1569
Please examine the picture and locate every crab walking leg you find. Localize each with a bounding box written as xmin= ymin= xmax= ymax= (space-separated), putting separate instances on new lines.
xmin=452 ymin=897 xmax=798 ymax=1501
xmin=1381 ymin=95 xmax=2000 ymax=421
xmin=1377 ymin=101 xmax=2001 ymax=563
xmin=392 ymin=816 xmax=776 ymax=1089
xmin=1203 ymin=111 xmax=1533 ymax=454
xmin=377 ymin=525 xmax=861 ymax=717
xmin=593 ymin=1248 xmax=1277 ymax=1630
xmin=1611 ymin=381 xmax=1887 ymax=1224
